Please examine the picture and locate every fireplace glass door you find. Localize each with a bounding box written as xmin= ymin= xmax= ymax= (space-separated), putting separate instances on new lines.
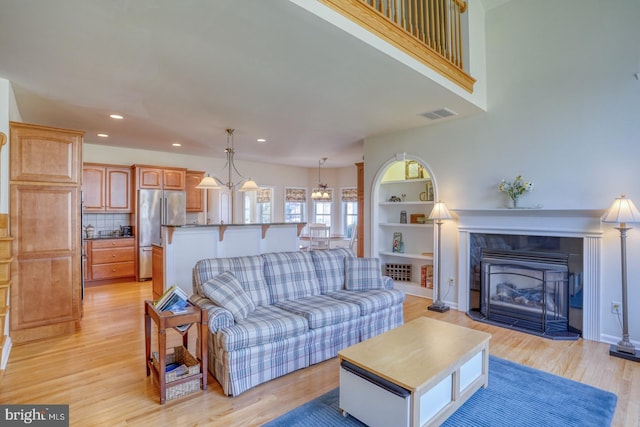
xmin=481 ymin=250 xmax=569 ymax=335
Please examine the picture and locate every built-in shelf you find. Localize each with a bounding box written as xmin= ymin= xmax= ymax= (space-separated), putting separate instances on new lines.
xmin=375 ymin=159 xmax=436 ymax=295
xmin=381 ymin=178 xmax=431 ymax=185
xmin=379 ymin=251 xmax=433 ymax=260
xmin=379 ymin=222 xmax=432 ymax=228
xmin=379 ymin=201 xmax=432 ymax=206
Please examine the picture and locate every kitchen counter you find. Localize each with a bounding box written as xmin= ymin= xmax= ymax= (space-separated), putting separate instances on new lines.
xmin=162 ymin=222 xmax=306 ymax=244
xmin=164 ymin=222 xmax=302 ymax=228
xmin=160 ymin=222 xmax=306 ymax=296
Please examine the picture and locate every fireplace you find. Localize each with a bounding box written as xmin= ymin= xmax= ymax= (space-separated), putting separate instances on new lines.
xmin=480 ymin=249 xmax=578 ymax=339
xmin=466 ymin=233 xmax=583 ymax=339
xmin=455 ymin=209 xmax=604 ymax=342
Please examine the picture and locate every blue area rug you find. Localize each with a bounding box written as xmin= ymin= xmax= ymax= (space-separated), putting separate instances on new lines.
xmin=263 ymin=356 xmax=617 ymax=427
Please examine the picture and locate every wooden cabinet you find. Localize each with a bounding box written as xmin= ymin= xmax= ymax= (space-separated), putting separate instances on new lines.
xmin=9 ymin=121 xmax=84 ymax=343
xmin=83 ymin=164 xmax=105 ymax=210
xmin=83 ymin=163 xmax=131 ymax=212
xmin=186 ymin=170 xmax=205 ymax=213
xmin=152 ymin=245 xmax=164 ymax=299
xmin=356 ymin=162 xmax=364 ymax=257
xmin=87 ymin=238 xmax=135 ymax=283
xmin=135 ymin=166 xmax=186 ymax=191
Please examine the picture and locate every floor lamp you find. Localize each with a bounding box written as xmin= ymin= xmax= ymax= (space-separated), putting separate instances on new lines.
xmin=602 ymin=194 xmax=640 ymax=362
xmin=428 ymin=201 xmax=452 ymax=313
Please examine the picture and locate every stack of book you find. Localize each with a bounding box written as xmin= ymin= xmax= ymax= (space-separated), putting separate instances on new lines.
xmin=154 ymin=285 xmax=191 ymax=332
xmin=154 ymin=285 xmax=190 ymax=313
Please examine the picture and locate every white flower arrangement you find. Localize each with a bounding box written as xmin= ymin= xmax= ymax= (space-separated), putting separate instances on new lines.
xmin=499 ymin=175 xmax=533 ymax=207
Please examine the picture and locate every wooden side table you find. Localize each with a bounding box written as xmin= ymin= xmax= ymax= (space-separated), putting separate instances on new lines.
xmin=144 ymin=300 xmax=208 ymax=403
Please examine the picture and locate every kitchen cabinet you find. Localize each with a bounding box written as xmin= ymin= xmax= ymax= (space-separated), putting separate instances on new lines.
xmin=87 ymin=238 xmax=135 ymax=283
xmin=374 ymin=159 xmax=435 ymax=297
xmin=151 ymin=245 xmax=164 ymax=299
xmin=83 ymin=163 xmax=131 ymax=212
xmin=134 ymin=166 xmax=186 ymax=191
xmin=186 ymin=170 xmax=205 ymax=213
xmin=9 ymin=121 xmax=84 ymax=343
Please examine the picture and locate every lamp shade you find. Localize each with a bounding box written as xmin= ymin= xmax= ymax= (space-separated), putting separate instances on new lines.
xmin=602 ymin=195 xmax=640 ymax=225
xmin=196 ymin=175 xmax=220 ymax=189
xmin=238 ymin=178 xmax=259 ymax=192
xmin=428 ymin=201 xmax=452 ymax=221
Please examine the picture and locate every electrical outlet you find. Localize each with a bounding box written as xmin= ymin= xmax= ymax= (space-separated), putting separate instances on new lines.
xmin=611 ymin=301 xmax=622 ymax=314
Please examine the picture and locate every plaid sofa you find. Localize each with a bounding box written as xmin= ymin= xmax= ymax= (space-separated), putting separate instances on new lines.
xmin=191 ymin=248 xmax=405 ymax=396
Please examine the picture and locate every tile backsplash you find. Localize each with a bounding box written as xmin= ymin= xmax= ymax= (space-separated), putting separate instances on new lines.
xmin=83 ymin=213 xmax=131 ymax=236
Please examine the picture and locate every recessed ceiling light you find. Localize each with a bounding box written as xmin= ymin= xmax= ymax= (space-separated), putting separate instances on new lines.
xmin=257 ymin=138 xmax=267 ymax=143
xmin=172 ymin=143 xmax=182 ymax=147
xmin=109 ymin=114 xmax=124 ymax=120
xmin=97 ymin=133 xmax=109 ymax=138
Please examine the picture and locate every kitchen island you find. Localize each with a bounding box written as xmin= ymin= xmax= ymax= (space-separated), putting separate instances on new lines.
xmin=159 ymin=223 xmax=306 ymax=296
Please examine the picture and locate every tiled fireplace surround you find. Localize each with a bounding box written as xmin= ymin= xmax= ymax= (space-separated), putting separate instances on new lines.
xmin=455 ymin=209 xmax=604 ymax=342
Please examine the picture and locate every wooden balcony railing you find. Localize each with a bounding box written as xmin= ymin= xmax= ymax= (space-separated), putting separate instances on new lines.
xmin=319 ymin=0 xmax=475 ymax=93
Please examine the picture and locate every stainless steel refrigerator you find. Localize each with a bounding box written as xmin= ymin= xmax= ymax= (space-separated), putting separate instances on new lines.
xmin=138 ymin=189 xmax=186 ymax=279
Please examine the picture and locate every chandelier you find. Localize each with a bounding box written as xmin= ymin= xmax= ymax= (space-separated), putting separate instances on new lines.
xmin=311 ymin=157 xmax=330 ymax=200
xmin=197 ymin=128 xmax=258 ymax=191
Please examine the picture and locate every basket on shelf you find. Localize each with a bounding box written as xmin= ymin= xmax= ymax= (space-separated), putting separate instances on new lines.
xmin=384 ymin=263 xmax=412 ymax=281
xmin=152 ymin=346 xmax=201 ymax=400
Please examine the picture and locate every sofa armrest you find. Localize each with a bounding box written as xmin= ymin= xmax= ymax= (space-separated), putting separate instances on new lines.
xmin=383 ymin=276 xmax=395 ymax=290
xmin=190 ymin=295 xmax=235 ymax=333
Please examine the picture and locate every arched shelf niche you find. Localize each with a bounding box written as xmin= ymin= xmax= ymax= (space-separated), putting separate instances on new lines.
xmin=371 ymin=153 xmax=438 ymax=299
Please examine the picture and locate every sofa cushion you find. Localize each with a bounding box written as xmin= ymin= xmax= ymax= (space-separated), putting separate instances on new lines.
xmin=327 ymin=289 xmax=405 ymax=316
xmin=217 ymin=305 xmax=309 ymax=352
xmin=311 ymin=248 xmax=354 ymax=293
xmin=274 ymin=294 xmax=360 ymax=329
xmin=202 ymin=271 xmax=256 ymax=322
xmin=262 ymin=251 xmax=321 ymax=302
xmin=344 ymin=257 xmax=385 ymax=291
xmin=193 ymin=255 xmax=270 ymax=306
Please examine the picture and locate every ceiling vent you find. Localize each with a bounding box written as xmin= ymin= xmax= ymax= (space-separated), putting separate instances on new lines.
xmin=421 ymin=108 xmax=457 ymax=120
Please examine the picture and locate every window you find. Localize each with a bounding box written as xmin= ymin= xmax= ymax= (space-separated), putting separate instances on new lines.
xmin=244 ymin=187 xmax=273 ymax=223
xmin=284 ymin=188 xmax=306 ymax=223
xmin=313 ymin=188 xmax=333 ymax=226
xmin=341 ymin=187 xmax=358 ymax=237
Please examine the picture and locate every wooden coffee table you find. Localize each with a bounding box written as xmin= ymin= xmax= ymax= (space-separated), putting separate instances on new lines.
xmin=338 ymin=317 xmax=491 ymax=427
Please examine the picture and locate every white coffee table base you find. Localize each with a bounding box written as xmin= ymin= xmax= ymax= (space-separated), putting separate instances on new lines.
xmin=338 ymin=317 xmax=491 ymax=427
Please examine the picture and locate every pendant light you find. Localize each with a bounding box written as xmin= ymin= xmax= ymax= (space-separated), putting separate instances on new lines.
xmin=197 ymin=128 xmax=258 ymax=191
xmin=312 ymin=158 xmax=330 ymax=200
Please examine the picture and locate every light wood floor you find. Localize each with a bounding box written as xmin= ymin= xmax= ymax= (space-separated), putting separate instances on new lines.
xmin=1 ymin=280 xmax=638 ymax=426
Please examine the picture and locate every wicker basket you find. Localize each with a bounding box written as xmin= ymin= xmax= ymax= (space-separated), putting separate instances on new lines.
xmin=152 ymin=346 xmax=201 ymax=400
xmin=384 ymin=263 xmax=412 ymax=282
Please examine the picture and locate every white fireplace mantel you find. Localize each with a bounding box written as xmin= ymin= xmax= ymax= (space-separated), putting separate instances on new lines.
xmin=454 ymin=209 xmax=605 ymax=237
xmin=454 ymin=208 xmax=605 ymax=341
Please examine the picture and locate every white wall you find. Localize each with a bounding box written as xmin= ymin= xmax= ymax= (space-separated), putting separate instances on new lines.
xmin=0 ymin=79 xmax=21 ymax=213
xmin=84 ymin=143 xmax=357 ymax=229
xmin=364 ymin=0 xmax=640 ymax=344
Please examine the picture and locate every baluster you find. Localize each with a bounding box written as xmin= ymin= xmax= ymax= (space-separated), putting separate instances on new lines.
xmin=456 ymin=1 xmax=463 ymax=68
xmin=438 ymin=0 xmax=443 ymax=54
xmin=418 ymin=0 xmax=425 ymax=42
xmin=429 ymin=0 xmax=435 ymax=49
xmin=412 ymin=0 xmax=420 ymax=37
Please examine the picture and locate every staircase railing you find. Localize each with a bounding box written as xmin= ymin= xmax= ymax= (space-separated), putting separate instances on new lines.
xmin=319 ymin=0 xmax=475 ymax=92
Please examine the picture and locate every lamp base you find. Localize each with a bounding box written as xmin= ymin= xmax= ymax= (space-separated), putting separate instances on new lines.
xmin=427 ymin=303 xmax=450 ymax=313
xmin=609 ymin=344 xmax=640 ymax=363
